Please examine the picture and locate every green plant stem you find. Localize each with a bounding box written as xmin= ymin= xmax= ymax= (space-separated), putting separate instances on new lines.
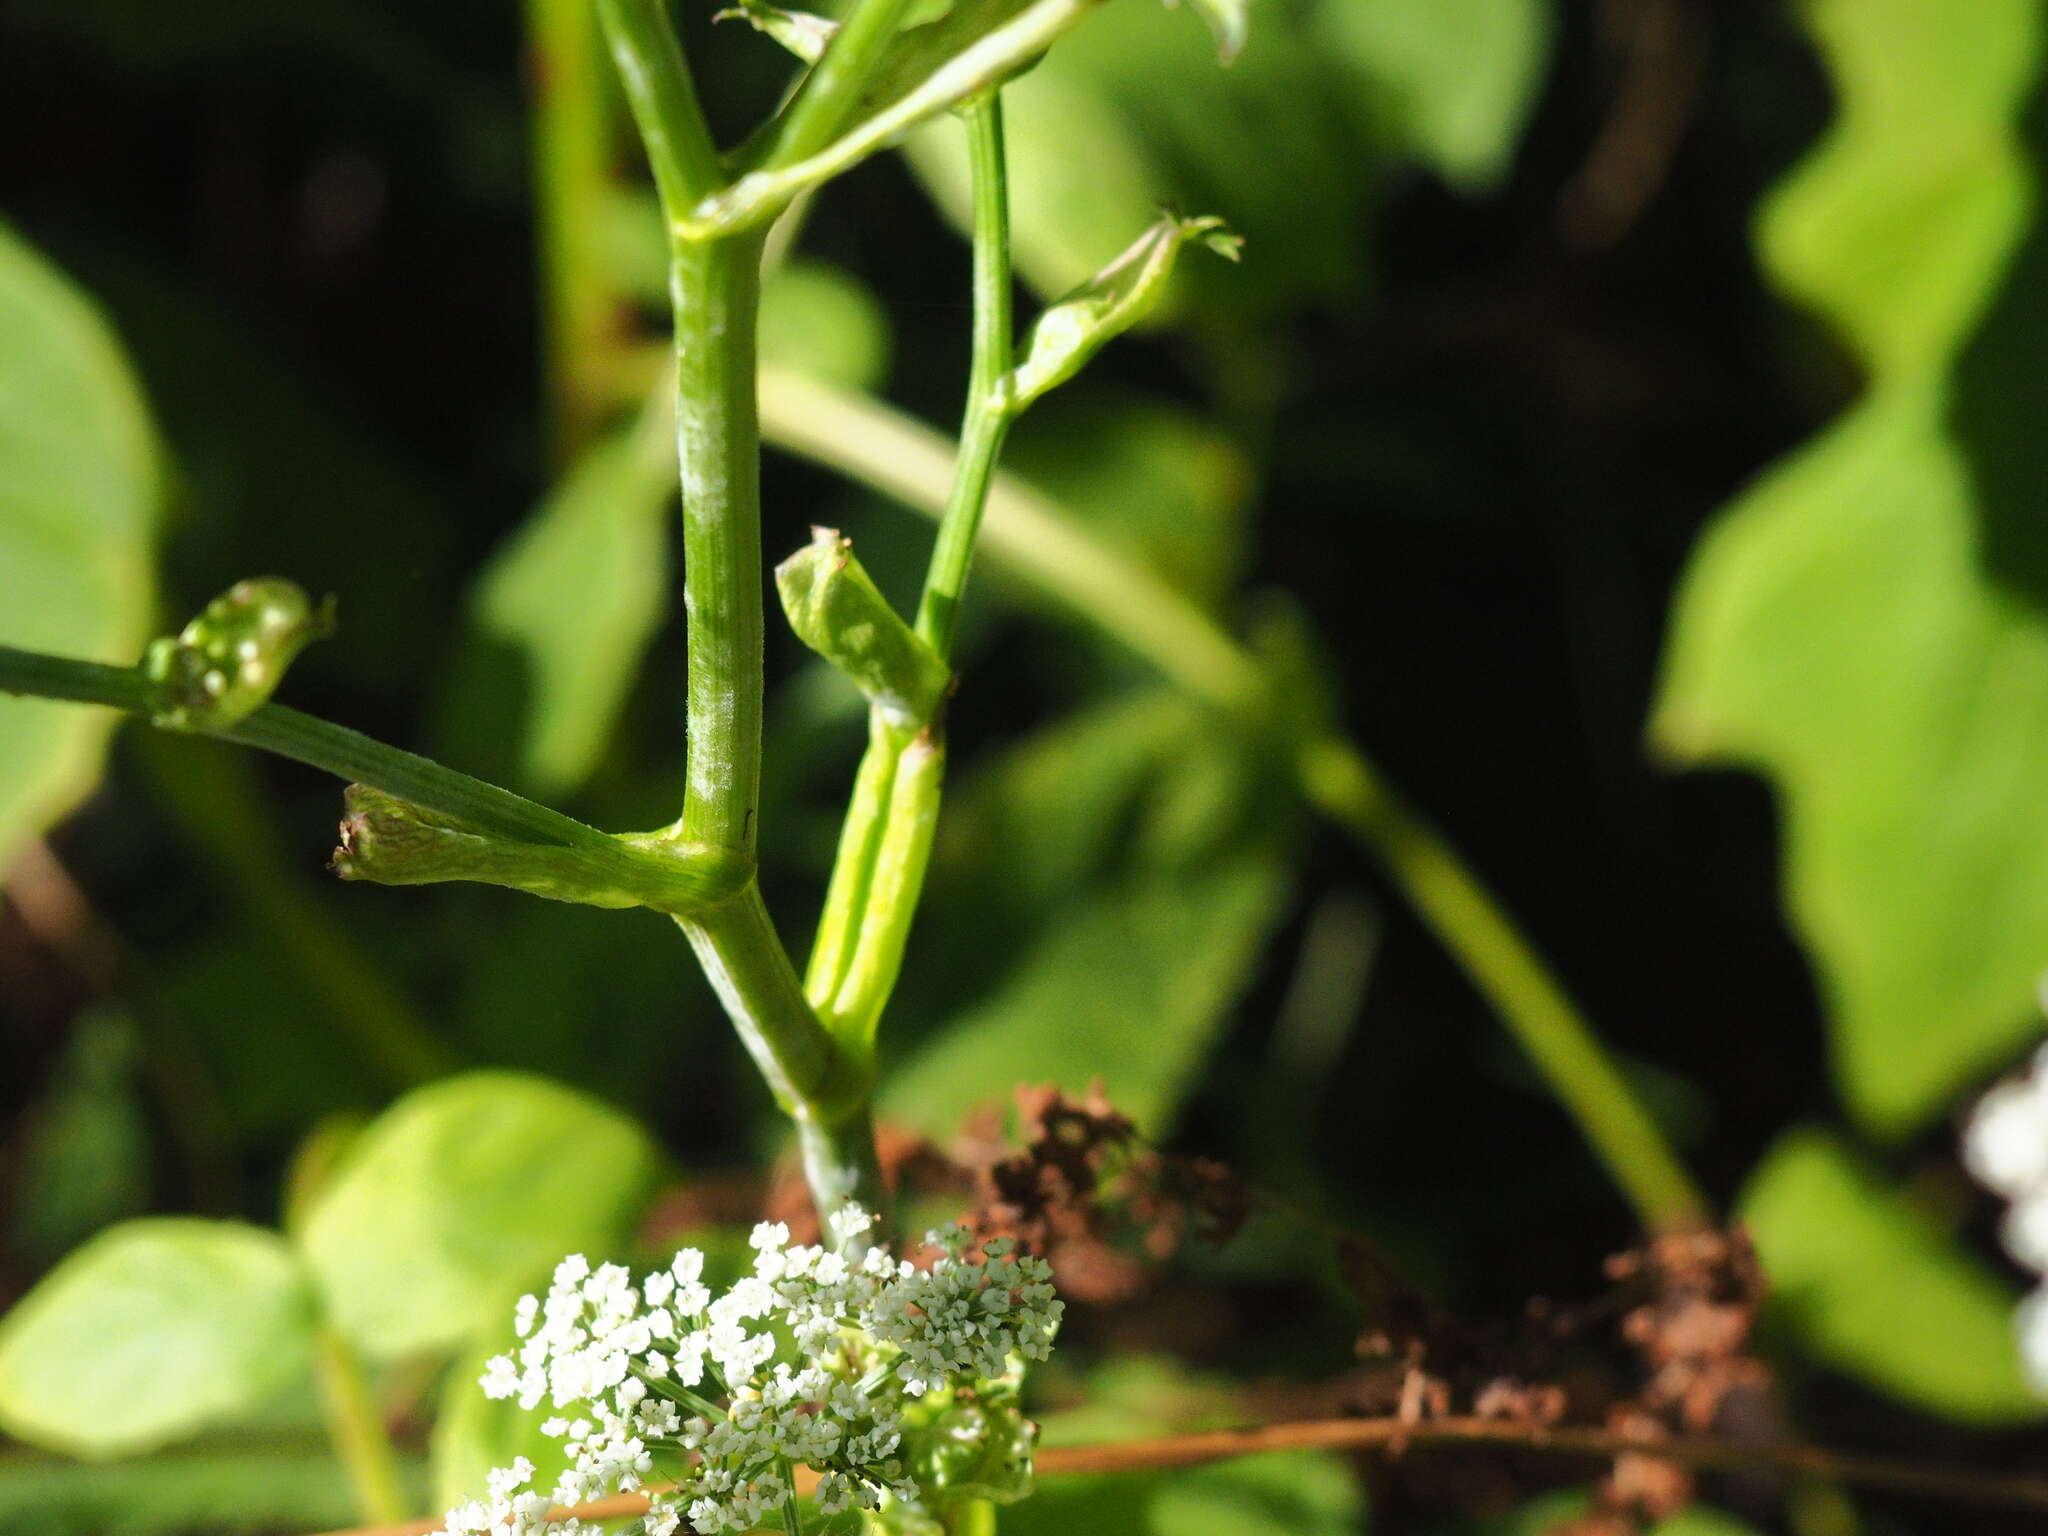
xmin=915 ymin=93 xmax=1013 ymax=659
xmin=758 ymin=0 xmax=915 ymax=171
xmin=942 ymin=1500 xmax=997 ymax=1536
xmin=759 ymin=367 xmax=1266 ymax=709
xmin=0 ymin=645 xmax=598 ymax=851
xmin=678 ymin=886 xmax=884 ymax=1220
xmin=804 ymin=95 xmax=1007 ymax=1060
xmin=597 ymin=0 xmax=886 ymax=1236
xmin=755 ymin=369 xmax=1712 ymax=1233
xmin=671 ymin=232 xmax=771 ymax=855
xmin=0 ymin=644 xmax=746 ymax=914
xmin=595 ymin=0 xmax=722 ymax=219
xmin=314 ymin=1326 xmax=406 ymax=1523
xmin=528 ymin=0 xmax=617 ymax=459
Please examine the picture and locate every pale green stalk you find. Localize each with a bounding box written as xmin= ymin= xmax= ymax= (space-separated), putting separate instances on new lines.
xmin=805 ymin=96 xmax=1011 ymax=1057
xmin=528 ymin=0 xmax=617 ymax=458
xmin=314 ymin=1325 xmax=406 ymax=1522
xmin=916 ymin=95 xmax=1014 ymax=657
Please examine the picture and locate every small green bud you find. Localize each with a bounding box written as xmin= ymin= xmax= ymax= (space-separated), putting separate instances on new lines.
xmin=143 ymin=577 xmax=334 ymax=731
xmin=776 ymin=527 xmax=951 ymax=726
xmin=1006 ymin=214 xmax=1241 ymax=412
xmin=714 ymin=1 xmax=836 ymax=63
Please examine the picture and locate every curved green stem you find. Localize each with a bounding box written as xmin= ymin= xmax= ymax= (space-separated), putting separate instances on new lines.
xmin=758 ymin=0 xmax=916 ymax=171
xmin=1298 ymin=738 xmax=1707 ymax=1231
xmin=314 ymin=1325 xmax=407 ymax=1522
xmin=755 ymin=369 xmax=1712 ymax=1234
xmin=915 ymin=93 xmax=1014 ymax=659
xmin=806 ymin=95 xmax=1007 ymax=1059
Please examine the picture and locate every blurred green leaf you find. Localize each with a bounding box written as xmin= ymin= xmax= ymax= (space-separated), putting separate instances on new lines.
xmin=1491 ymin=1489 xmax=1761 ymax=1535
xmin=298 ymin=1071 xmax=660 ymax=1358
xmin=1739 ymin=1126 xmax=2042 ymax=1424
xmin=1316 ymin=0 xmax=1553 ymax=194
xmin=455 ymin=408 xmax=673 ymax=797
xmin=761 ymin=260 xmax=892 ymax=393
xmin=884 ymin=690 xmax=1294 ymax=1134
xmin=0 ymin=222 xmax=161 ymax=871
xmin=0 ymin=1220 xmax=316 ymax=1458
xmin=1652 ymin=0 xmax=2048 ymax=1133
xmin=0 ymin=1444 xmax=390 ymax=1536
xmin=1004 ymin=395 xmax=1252 ymax=611
xmin=9 ymin=1011 xmax=150 ymax=1267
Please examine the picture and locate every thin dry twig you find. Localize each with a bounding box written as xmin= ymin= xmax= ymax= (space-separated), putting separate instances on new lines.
xmin=305 ymin=1414 xmax=2048 ymax=1536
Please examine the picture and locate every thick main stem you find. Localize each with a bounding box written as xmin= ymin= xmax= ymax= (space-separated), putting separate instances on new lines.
xmin=672 ymin=234 xmax=770 ymax=855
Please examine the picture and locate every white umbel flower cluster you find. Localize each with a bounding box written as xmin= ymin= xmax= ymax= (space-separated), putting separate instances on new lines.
xmin=442 ymin=1208 xmax=1061 ymax=1536
xmin=1963 ymin=1039 xmax=2048 ymax=1394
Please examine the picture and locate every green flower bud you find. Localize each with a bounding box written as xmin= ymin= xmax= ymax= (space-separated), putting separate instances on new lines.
xmin=776 ymin=527 xmax=952 ymax=726
xmin=1006 ymin=214 xmax=1241 ymax=412
xmin=143 ymin=577 xmax=334 ymax=731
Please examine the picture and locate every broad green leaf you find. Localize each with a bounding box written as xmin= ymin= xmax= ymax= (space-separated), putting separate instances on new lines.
xmin=1651 ymin=0 xmax=2048 ymax=1133
xmin=1316 ymin=0 xmax=1553 ymax=194
xmin=883 ymin=690 xmax=1295 ymax=1134
xmin=458 ymin=407 xmax=673 ymax=796
xmin=0 ymin=1445 xmax=398 ymax=1536
xmin=883 ymin=854 xmax=1289 ymax=1133
xmin=1740 ymin=1127 xmax=2042 ymax=1424
xmin=0 ymin=222 xmax=161 ymax=871
xmin=299 ymin=1071 xmax=660 ymax=1358
xmin=1003 ymin=396 xmax=1253 ymax=611
xmin=760 ymin=261 xmax=893 ymax=394
xmin=0 ymin=1219 xmax=316 ymax=1458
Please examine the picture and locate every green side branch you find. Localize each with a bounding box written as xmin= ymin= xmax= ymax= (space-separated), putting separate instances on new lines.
xmin=0 ymin=644 xmax=745 ymax=919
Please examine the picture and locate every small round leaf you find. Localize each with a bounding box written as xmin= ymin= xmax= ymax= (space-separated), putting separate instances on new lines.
xmin=299 ymin=1072 xmax=659 ymax=1359
xmin=0 ymin=1219 xmax=315 ymax=1458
